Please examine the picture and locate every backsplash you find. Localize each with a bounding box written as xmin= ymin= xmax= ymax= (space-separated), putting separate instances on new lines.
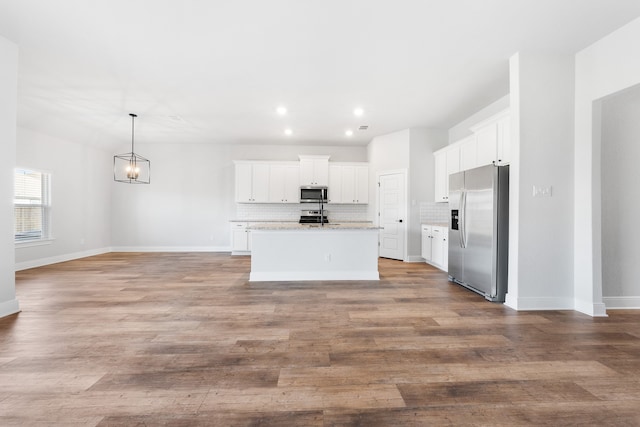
xmin=420 ymin=202 xmax=449 ymax=224
xmin=235 ymin=203 xmax=370 ymax=222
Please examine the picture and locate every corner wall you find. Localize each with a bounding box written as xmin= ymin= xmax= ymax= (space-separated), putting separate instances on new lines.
xmin=408 ymin=128 xmax=447 ymax=261
xmin=506 ymin=52 xmax=575 ymax=311
xmin=575 ymin=16 xmax=640 ymax=315
xmin=15 ymin=128 xmax=113 ymax=270
xmin=601 ymin=85 xmax=640 ymax=308
xmin=0 ymin=36 xmax=19 ymax=317
xmin=367 ymin=128 xmax=447 ymax=262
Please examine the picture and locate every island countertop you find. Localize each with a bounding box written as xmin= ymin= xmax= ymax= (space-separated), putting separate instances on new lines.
xmin=247 ymin=222 xmax=380 ymax=230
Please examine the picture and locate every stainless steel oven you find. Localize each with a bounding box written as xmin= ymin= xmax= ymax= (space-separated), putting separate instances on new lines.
xmin=299 ymin=210 xmax=329 ymax=224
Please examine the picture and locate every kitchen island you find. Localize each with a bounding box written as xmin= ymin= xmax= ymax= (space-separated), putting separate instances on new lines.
xmin=247 ymin=222 xmax=380 ymax=281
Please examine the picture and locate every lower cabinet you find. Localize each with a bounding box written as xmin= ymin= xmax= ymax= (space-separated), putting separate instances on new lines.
xmin=421 ymin=225 xmax=448 ymax=271
xmin=230 ymin=222 xmax=252 ymax=255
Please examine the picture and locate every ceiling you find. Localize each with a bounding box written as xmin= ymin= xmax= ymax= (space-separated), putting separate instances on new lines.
xmin=1 ymin=0 xmax=640 ymax=149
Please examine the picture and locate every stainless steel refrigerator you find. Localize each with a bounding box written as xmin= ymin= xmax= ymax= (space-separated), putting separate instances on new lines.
xmin=448 ymin=164 xmax=509 ymax=302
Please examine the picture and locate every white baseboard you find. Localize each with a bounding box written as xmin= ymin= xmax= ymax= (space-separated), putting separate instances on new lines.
xmin=15 ymin=247 xmax=112 ymax=271
xmin=249 ymin=271 xmax=380 ymax=281
xmin=0 ymin=298 xmax=20 ymax=319
xmin=574 ymin=299 xmax=608 ymax=317
xmin=502 ymin=296 xmax=575 ymax=312
xmin=110 ymin=246 xmax=231 ymax=253
xmin=405 ymin=256 xmax=426 ymax=263
xmin=603 ymin=296 xmax=640 ymax=309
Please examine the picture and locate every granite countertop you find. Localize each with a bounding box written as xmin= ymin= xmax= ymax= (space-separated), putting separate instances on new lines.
xmin=229 ymin=219 xmax=297 ymax=223
xmin=422 ymin=222 xmax=449 ymax=228
xmin=248 ymin=222 xmax=379 ymax=230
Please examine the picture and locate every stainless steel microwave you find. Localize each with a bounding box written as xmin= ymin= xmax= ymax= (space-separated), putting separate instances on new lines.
xmin=300 ymin=186 xmax=328 ymax=203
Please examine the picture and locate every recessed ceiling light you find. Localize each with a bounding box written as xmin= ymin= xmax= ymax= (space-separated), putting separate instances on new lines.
xmin=276 ymin=106 xmax=287 ymax=115
xmin=284 ymin=128 xmax=293 ymax=136
xmin=353 ymin=107 xmax=364 ymax=117
xmin=345 ymin=130 xmax=353 ymax=136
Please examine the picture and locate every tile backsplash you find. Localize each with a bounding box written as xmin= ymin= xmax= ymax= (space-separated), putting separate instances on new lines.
xmin=235 ymin=203 xmax=369 ymax=222
xmin=420 ymin=202 xmax=449 ymax=224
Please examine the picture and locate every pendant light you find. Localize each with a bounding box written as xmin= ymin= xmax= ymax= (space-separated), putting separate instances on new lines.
xmin=113 ymin=113 xmax=150 ymax=184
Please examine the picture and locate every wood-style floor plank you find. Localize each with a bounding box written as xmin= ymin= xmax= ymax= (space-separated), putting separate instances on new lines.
xmin=0 ymin=252 xmax=639 ymax=425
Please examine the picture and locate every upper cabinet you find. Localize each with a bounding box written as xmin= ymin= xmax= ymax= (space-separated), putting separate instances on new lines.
xmin=434 ymin=145 xmax=460 ymax=203
xmin=235 ymin=156 xmax=369 ymax=205
xmin=496 ymin=115 xmax=511 ymax=165
xmin=329 ymin=163 xmax=369 ymax=204
xmin=268 ymin=163 xmax=299 ymax=203
xmin=470 ymin=109 xmax=511 ymax=167
xmin=235 ymin=161 xmax=270 ymax=203
xmin=433 ymin=109 xmax=510 ymax=203
xmin=299 ymin=155 xmax=329 ymax=186
xmin=459 ymin=135 xmax=477 ymax=171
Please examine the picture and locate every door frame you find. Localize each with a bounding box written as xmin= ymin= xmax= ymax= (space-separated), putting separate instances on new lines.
xmin=376 ymin=169 xmax=408 ymax=262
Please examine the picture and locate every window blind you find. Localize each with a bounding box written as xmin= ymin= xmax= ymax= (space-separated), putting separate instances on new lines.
xmin=14 ymin=169 xmax=51 ymax=242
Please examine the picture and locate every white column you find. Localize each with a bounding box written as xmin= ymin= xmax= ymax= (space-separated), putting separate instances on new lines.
xmin=0 ymin=36 xmax=19 ymax=318
xmin=505 ymin=52 xmax=575 ymax=311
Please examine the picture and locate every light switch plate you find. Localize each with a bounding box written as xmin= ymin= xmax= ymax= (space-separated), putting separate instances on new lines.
xmin=533 ymin=185 xmax=553 ymax=197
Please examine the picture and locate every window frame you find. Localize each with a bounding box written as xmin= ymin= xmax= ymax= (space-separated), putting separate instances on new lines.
xmin=14 ymin=168 xmax=53 ymax=246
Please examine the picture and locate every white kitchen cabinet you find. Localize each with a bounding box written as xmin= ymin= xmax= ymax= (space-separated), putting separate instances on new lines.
xmin=459 ymin=135 xmax=477 ymax=171
xmin=328 ymin=164 xmax=342 ymax=203
xmin=230 ymin=222 xmax=252 ymax=255
xmin=470 ymin=109 xmax=511 ymax=167
xmin=421 ymin=225 xmax=448 ymax=271
xmin=328 ymin=163 xmax=369 ymax=204
xmin=475 ymin=123 xmax=498 ymax=167
xmin=421 ymin=225 xmax=433 ymax=260
xmin=434 ymin=145 xmax=460 ymax=203
xmin=496 ymin=115 xmax=511 ymax=165
xmin=434 ymin=151 xmax=447 ymax=203
xmin=235 ymin=162 xmax=270 ymax=203
xmin=299 ymin=155 xmax=329 ymax=186
xmin=268 ymin=163 xmax=299 ymax=203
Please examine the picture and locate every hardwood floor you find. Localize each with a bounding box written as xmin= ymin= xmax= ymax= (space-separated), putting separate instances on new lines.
xmin=1 ymin=253 xmax=640 ymax=426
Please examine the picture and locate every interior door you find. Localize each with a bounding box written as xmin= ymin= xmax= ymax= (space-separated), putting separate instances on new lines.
xmin=378 ymin=172 xmax=406 ymax=260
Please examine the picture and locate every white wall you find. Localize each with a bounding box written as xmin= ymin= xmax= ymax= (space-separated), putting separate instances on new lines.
xmin=506 ymin=52 xmax=575 ymax=311
xmin=574 ymin=16 xmax=640 ymax=316
xmin=111 ymin=143 xmax=367 ymax=249
xmin=448 ymin=94 xmax=510 ymax=143
xmin=600 ymin=85 xmax=640 ymax=308
xmin=0 ymin=36 xmax=19 ymax=318
xmin=366 ymin=128 xmax=447 ymax=261
xmin=408 ymin=128 xmax=447 ymax=260
xmin=15 ymin=128 xmax=113 ymax=270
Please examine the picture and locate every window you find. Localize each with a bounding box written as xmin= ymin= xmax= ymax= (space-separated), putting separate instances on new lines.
xmin=14 ymin=169 xmax=51 ymax=243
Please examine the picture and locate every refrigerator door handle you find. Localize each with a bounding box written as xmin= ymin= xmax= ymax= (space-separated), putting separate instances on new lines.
xmin=460 ymin=191 xmax=467 ymax=249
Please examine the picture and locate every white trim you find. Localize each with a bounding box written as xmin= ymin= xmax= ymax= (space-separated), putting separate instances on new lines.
xmin=110 ymin=246 xmax=231 ymax=253
xmin=602 ymin=296 xmax=640 ymax=310
xmin=0 ymin=299 xmax=20 ymax=319
xmin=15 ymin=247 xmax=112 ymax=271
xmin=574 ymin=299 xmax=608 ymax=317
xmin=15 ymin=238 xmax=55 ymax=248
xmin=501 ymin=296 xmax=575 ymax=311
xmin=250 ymin=271 xmax=379 ymax=282
xmin=406 ymin=256 xmax=426 ymax=263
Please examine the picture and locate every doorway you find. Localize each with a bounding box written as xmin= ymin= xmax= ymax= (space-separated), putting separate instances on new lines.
xmin=600 ymin=83 xmax=640 ymax=308
xmin=377 ymin=170 xmax=407 ymax=261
